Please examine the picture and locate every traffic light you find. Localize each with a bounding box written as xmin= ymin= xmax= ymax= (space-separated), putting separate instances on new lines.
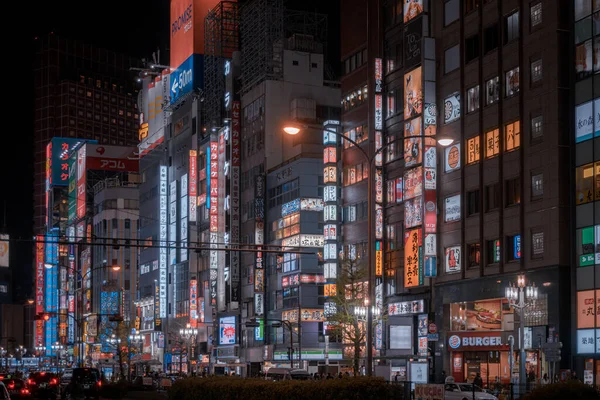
xmin=34 ymin=313 xmax=52 ymax=321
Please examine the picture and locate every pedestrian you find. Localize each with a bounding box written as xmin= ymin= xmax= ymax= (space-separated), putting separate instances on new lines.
xmin=540 ymin=373 xmax=550 ymax=385
xmin=326 ymin=372 xmax=333 ymax=380
xmin=473 ymin=372 xmax=483 ymax=389
xmin=338 ymin=372 xmax=343 ymax=379
xmin=394 ymin=371 xmax=400 ymax=382
xmin=569 ymin=371 xmax=579 ymax=381
xmin=441 ymin=370 xmax=446 ymax=383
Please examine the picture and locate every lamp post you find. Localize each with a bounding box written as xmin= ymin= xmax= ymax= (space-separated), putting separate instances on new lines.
xmin=128 ymin=334 xmax=143 ymax=380
xmin=283 ymin=122 xmax=452 ymax=375
xmin=50 ymin=343 xmax=64 ymax=373
xmin=505 ymin=275 xmax=538 ymax=392
xmin=35 ymin=346 xmax=45 ymax=371
xmin=179 ymin=325 xmax=198 ymax=375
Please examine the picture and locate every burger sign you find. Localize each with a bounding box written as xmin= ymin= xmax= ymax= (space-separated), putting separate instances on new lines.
xmin=448 ymin=333 xmax=506 ymax=350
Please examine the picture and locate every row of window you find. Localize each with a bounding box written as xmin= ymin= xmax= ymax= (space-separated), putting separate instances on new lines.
xmin=66 ymin=95 xmax=136 ymax=119
xmin=464 ymin=120 xmax=521 ymax=165
xmin=343 ymin=48 xmax=368 ymax=76
xmin=342 ymin=201 xmax=368 ymax=223
xmin=462 ymin=177 xmax=523 ymax=217
xmin=575 ymin=162 xmax=600 ymax=205
xmin=78 ymin=75 xmax=133 ymax=96
xmin=342 ymin=125 xmax=368 ymax=149
xmin=342 ymin=161 xmax=369 ymax=187
xmin=341 ymin=85 xmax=368 ymax=112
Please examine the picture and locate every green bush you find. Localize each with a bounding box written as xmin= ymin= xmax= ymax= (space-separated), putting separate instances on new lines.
xmin=168 ymin=377 xmax=405 ymax=400
xmin=522 ymin=381 xmax=599 ymax=400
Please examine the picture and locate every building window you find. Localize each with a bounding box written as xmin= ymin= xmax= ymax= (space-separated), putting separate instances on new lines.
xmin=342 ymin=85 xmax=368 ymax=112
xmin=532 ymin=231 xmax=544 ymax=258
xmin=485 ymin=128 xmax=500 ymax=158
xmin=343 ymin=125 xmax=368 ymax=149
xmin=465 ymin=34 xmax=480 ymax=63
xmin=575 ymin=163 xmax=597 ymax=205
xmin=465 ymin=0 xmax=479 ymax=14
xmin=387 ymin=91 xmax=396 ymax=118
xmin=485 ymin=183 xmax=501 ymax=212
xmin=531 ymin=59 xmax=542 ymax=84
xmin=466 ymin=86 xmax=480 ymax=113
xmin=485 ymin=76 xmax=500 ymax=105
xmin=506 ymin=177 xmax=521 ymax=206
xmin=445 ymin=44 xmax=460 ymax=74
xmin=445 ymin=0 xmax=459 ymax=26
xmin=507 ymin=234 xmax=522 ymax=262
xmin=487 ymin=239 xmax=501 ymax=264
xmin=530 ymin=2 xmax=542 ymax=28
xmin=467 ymin=189 xmax=480 ymax=216
xmin=504 ymin=11 xmax=520 ymax=43
xmin=505 ymin=120 xmax=521 ymax=151
xmin=0 ymin=285 xmax=7 ymax=293
xmin=531 ymin=115 xmax=543 ymax=140
xmin=505 ymin=67 xmax=520 ymax=97
xmin=531 ymin=173 xmax=544 ymax=197
xmin=466 ymin=136 xmax=480 ymax=164
xmin=468 ymin=243 xmax=481 ymax=269
xmin=484 ymin=24 xmax=499 ymax=53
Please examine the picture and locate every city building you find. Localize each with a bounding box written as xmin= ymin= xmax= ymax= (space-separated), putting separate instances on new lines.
xmin=339 ymin=0 xmax=573 ymax=385
xmin=572 ymin=0 xmax=600 ymax=385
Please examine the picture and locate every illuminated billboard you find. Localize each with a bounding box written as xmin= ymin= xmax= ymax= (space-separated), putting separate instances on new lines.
xmin=404 ymin=229 xmax=423 ymax=288
xmin=159 ymin=166 xmax=168 ymax=318
xmin=404 ymin=0 xmax=423 ymax=23
xmin=85 ymin=144 xmax=139 ymax=172
xmin=219 ymin=316 xmax=236 ymax=345
xmin=46 ymin=138 xmax=86 ymax=187
xmin=404 ymin=67 xmax=423 ymax=118
xmin=0 ymin=234 xmax=8 ymax=267
xmin=170 ymin=54 xmax=204 ymax=105
xmin=76 ymin=146 xmax=87 ymax=219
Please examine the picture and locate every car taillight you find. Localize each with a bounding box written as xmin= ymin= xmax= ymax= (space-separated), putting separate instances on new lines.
xmin=7 ymin=384 xmax=14 ymax=390
xmin=27 ymin=379 xmax=34 ymax=385
xmin=50 ymin=378 xmax=58 ymax=385
xmin=21 ymin=389 xmax=30 ymax=395
xmin=97 ymin=381 xmax=102 ymax=388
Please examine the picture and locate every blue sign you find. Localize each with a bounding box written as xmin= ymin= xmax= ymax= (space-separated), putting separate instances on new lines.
xmin=281 ymin=199 xmax=300 ymax=217
xmin=514 ymin=235 xmax=521 ymax=259
xmin=424 ymin=256 xmax=437 ymax=277
xmin=48 ymin=138 xmax=95 ymax=187
xmin=170 ymin=54 xmax=204 ymax=105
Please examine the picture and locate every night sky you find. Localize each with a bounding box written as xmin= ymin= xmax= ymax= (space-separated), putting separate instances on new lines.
xmin=2 ymin=0 xmax=339 ymax=301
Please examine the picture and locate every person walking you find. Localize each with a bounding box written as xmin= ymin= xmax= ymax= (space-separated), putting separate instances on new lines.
xmin=473 ymin=373 xmax=483 ymax=389
xmin=540 ymin=373 xmax=550 ymax=385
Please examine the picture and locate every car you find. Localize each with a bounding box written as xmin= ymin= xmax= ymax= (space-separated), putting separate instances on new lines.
xmin=59 ymin=370 xmax=73 ymax=396
xmin=27 ymin=372 xmax=60 ymax=400
xmin=264 ymin=368 xmax=312 ymax=381
xmin=444 ymin=382 xmax=498 ymax=400
xmin=62 ymin=368 xmax=101 ymax=400
xmin=2 ymin=379 xmax=30 ymax=399
xmin=0 ymin=381 xmax=10 ymax=400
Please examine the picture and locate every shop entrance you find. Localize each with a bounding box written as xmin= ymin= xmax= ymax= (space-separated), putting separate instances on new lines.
xmin=462 ymin=351 xmax=510 ymax=387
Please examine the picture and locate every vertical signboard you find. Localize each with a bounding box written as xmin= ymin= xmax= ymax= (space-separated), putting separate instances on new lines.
xmin=323 ymin=120 xmax=340 ymax=291
xmin=230 ymin=101 xmax=241 ymax=303
xmin=76 ymin=145 xmax=87 ymax=219
xmin=254 ymin=174 xmax=265 ymax=315
xmin=159 ymin=166 xmax=168 ymax=318
xmin=189 ymin=279 xmax=198 ymax=327
xmin=209 ymin=141 xmax=219 ymax=307
xmin=217 ymin=130 xmax=227 ymax=310
xmin=404 ymin=229 xmax=423 ymax=287
xmin=180 ymin=174 xmax=188 ymax=262
xmin=189 ymin=150 xmax=197 ymax=222
xmin=67 ymin=151 xmax=77 ymax=223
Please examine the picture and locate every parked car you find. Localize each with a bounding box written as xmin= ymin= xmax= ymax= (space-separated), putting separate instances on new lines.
xmin=27 ymin=372 xmax=60 ymax=400
xmin=0 ymin=381 xmax=10 ymax=400
xmin=2 ymin=379 xmax=30 ymax=399
xmin=59 ymin=369 xmax=73 ymax=397
xmin=444 ymin=382 xmax=498 ymax=400
xmin=62 ymin=368 xmax=101 ymax=400
xmin=265 ymin=368 xmax=311 ymax=381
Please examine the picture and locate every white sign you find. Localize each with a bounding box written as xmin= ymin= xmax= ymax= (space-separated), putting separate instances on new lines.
xmin=424 ymin=234 xmax=436 ymax=256
xmin=388 ymin=300 xmax=425 ymax=315
xmin=324 ymin=224 xmax=337 ymax=240
xmin=324 ymin=263 xmax=337 ymax=279
xmin=0 ymin=234 xmax=8 ymax=267
xmin=444 ymin=194 xmax=461 ymax=222
xmin=445 ymin=246 xmax=461 ymax=273
xmin=255 ymin=293 xmax=264 ymax=316
xmin=324 ymin=205 xmax=337 ymax=221
xmin=159 ymin=166 xmax=168 ymax=318
xmin=301 ymin=198 xmax=324 ymax=211
xmin=444 ymin=92 xmax=461 ymax=124
xmin=324 ymin=186 xmax=337 ymax=202
xmin=577 ymin=329 xmax=597 ymax=354
xmin=575 ymin=100 xmax=594 ymax=143
xmin=444 ymin=144 xmax=461 ymax=172
xmin=389 ymin=325 xmax=412 ymax=350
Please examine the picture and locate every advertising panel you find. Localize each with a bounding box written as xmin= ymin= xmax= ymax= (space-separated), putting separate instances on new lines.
xmin=445 ymin=246 xmax=461 ymax=274
xmin=254 ymin=174 xmax=265 ymax=315
xmin=424 ymin=191 xmax=437 ymax=233
xmin=424 ymin=103 xmax=437 ymax=136
xmin=159 ymin=166 xmax=168 ymax=318
xmin=84 ymin=145 xmax=139 ymax=172
xmin=404 ymin=229 xmax=423 ymax=287
xmin=35 ymin=236 xmax=45 ymax=314
xmin=576 ymin=329 xmax=596 ymax=354
xmin=404 ymin=0 xmax=423 ymax=23
xmin=47 ymin=138 xmax=84 ymax=187
xmin=390 ymin=325 xmax=412 ymax=350
xmin=404 ymin=16 xmax=422 ymax=69
xmin=444 ymin=93 xmax=461 ymax=124
xmin=219 ymin=316 xmax=236 ymax=345
xmin=375 ymin=94 xmax=383 ymax=130
xmin=414 ymin=385 xmax=444 ymax=400
xmin=404 ymin=137 xmax=422 ymax=167
xmin=189 ymin=279 xmax=198 ymax=327
xmin=576 ymin=290 xmax=600 ymax=329
xmin=189 ymin=150 xmax=197 ymax=222
xmin=374 ymin=58 xmax=383 ymax=93
xmin=444 ymin=195 xmax=461 ymax=222
xmin=230 ymin=101 xmax=241 ymax=303
xmin=0 ymin=234 xmax=8 ymax=267
xmin=395 ymin=178 xmax=403 ymax=202
xmin=170 ymin=54 xmax=204 ymax=105
xmin=404 ymin=67 xmax=423 ymax=118
xmin=300 ymin=308 xmax=326 ymax=322
xmin=444 ymin=144 xmax=461 ymax=172
xmin=404 ymin=166 xmax=423 ymax=200
xmin=576 ymin=100 xmax=594 ymax=143
xmin=76 ymin=145 xmax=87 ymax=219
xmin=405 ymin=116 xmax=422 ymax=137
xmin=376 ymin=204 xmax=384 ymax=239
xmin=405 ymin=196 xmax=423 ymax=229
xmin=301 ymin=198 xmax=324 ymax=211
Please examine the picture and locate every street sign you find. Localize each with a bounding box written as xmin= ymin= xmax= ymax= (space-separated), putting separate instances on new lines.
xmin=429 ymin=323 xmax=438 ymax=334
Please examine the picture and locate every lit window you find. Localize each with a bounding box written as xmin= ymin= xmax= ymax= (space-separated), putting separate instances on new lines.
xmin=485 ymin=77 xmax=499 ymax=105
xmin=531 ymin=173 xmax=544 ymax=197
xmin=504 ymin=11 xmax=520 ymax=43
xmin=505 ymin=67 xmax=520 ymax=97
xmin=530 ymin=3 xmax=542 ymax=28
xmin=532 ymin=232 xmax=544 ymax=257
xmin=531 ymin=59 xmax=542 ymax=83
xmin=575 ymin=163 xmax=595 ymax=205
xmin=485 ymin=129 xmax=500 ymax=158
xmin=466 ymin=86 xmax=480 ymax=113
xmin=504 ymin=120 xmax=521 ymax=151
xmin=531 ymin=115 xmax=543 ymax=139
xmin=466 ymin=136 xmax=480 ymax=164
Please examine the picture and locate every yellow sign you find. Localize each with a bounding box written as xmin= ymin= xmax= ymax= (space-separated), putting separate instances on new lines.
xmin=376 ymin=250 xmax=383 ymax=276
xmin=404 ymin=229 xmax=422 ymax=288
xmin=138 ymin=123 xmax=149 ymax=141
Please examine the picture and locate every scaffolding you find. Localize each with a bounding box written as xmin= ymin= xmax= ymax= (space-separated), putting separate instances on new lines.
xmin=204 ymin=1 xmax=240 ymax=132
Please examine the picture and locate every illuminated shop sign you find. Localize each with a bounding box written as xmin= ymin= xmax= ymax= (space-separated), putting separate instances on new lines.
xmin=159 ymin=165 xmax=168 ymax=318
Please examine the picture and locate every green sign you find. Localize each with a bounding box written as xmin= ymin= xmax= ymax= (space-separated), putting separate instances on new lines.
xmin=579 ymin=227 xmax=595 ymax=267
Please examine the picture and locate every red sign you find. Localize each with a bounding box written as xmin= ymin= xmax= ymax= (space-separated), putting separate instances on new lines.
xmin=76 ymin=146 xmax=87 ymax=219
xmin=424 ymin=190 xmax=437 ymax=234
xmin=429 ymin=323 xmax=437 ymax=334
xmin=231 ymin=101 xmax=241 ymax=167
xmin=189 ymin=279 xmax=198 ymax=327
xmin=35 ymin=236 xmax=45 ymax=314
xmin=85 ymin=145 xmax=139 ymax=172
xmin=414 ymin=384 xmax=444 ymax=400
xmin=209 ymin=141 xmax=219 ymax=232
xmin=35 ymin=320 xmax=44 ymax=347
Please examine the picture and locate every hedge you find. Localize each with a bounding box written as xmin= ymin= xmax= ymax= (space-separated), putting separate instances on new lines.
xmin=168 ymin=377 xmax=405 ymax=400
xmin=522 ymin=381 xmax=599 ymax=400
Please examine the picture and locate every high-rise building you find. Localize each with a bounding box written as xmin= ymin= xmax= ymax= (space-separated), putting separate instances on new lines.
xmin=33 ymin=35 xmax=141 ymax=236
xmin=340 ymin=0 xmax=573 ymax=384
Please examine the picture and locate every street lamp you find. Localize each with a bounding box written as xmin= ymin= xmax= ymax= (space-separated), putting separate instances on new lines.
xmin=50 ymin=343 xmax=64 ymax=373
xmin=179 ymin=325 xmax=198 ymax=375
xmin=35 ymin=346 xmax=45 ymax=370
xmin=283 ymin=122 xmax=452 ymax=375
xmin=505 ymin=275 xmax=538 ymax=392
